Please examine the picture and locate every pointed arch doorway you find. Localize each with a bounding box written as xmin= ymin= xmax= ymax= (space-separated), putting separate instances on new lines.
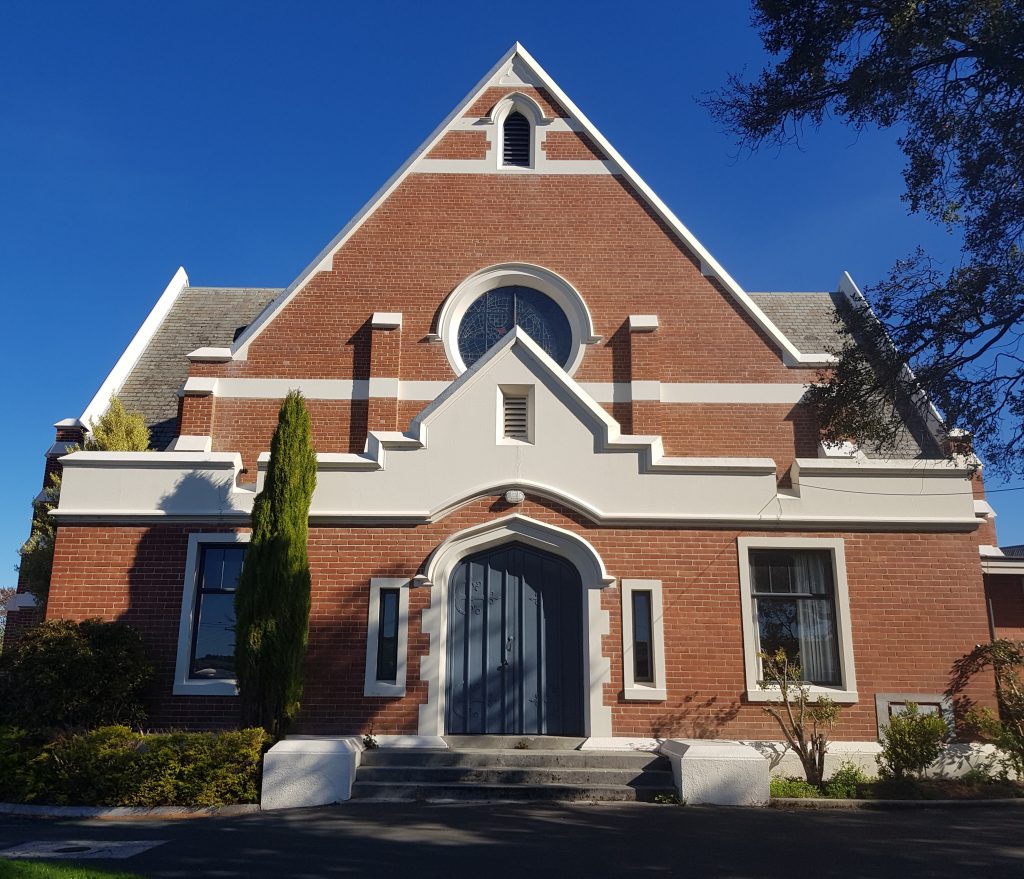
xmin=445 ymin=542 xmax=585 ymax=736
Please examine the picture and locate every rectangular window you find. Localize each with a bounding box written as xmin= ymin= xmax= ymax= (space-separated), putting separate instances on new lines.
xmin=749 ymin=548 xmax=841 ymax=687
xmin=190 ymin=544 xmax=246 ymax=680
xmin=631 ymin=590 xmax=655 ymax=683
xmin=364 ymin=578 xmax=410 ymax=697
xmin=621 ymin=579 xmax=667 ymax=701
xmin=375 ymin=588 xmax=400 ymax=683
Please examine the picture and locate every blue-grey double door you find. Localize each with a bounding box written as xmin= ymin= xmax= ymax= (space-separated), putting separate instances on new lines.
xmin=446 ymin=543 xmax=584 ymax=736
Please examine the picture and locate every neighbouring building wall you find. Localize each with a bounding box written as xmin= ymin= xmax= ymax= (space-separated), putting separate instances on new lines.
xmin=985 ymin=573 xmax=1024 ymax=641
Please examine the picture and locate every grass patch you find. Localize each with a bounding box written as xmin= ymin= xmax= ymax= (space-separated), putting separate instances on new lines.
xmin=0 ymin=863 xmax=145 ymax=879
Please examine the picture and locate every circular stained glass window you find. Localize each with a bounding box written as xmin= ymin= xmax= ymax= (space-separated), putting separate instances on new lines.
xmin=457 ymin=286 xmax=573 ymax=369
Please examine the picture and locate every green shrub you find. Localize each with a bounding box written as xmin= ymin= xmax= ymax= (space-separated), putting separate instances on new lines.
xmin=85 ymin=397 xmax=150 ymax=451
xmin=877 ymin=703 xmax=948 ymax=780
xmin=769 ymin=776 xmax=821 ymax=798
xmin=0 ymin=727 xmax=44 ymax=802
xmin=0 ymin=619 xmax=153 ymax=733
xmin=823 ymin=760 xmax=872 ymax=799
xmin=28 ymin=726 xmax=268 ymax=807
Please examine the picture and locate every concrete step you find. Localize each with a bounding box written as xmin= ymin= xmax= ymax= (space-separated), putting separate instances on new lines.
xmin=442 ymin=735 xmax=586 ymax=750
xmin=355 ymin=765 xmax=675 ymax=786
xmin=359 ymin=748 xmax=668 ymax=770
xmin=349 ymin=781 xmax=673 ymax=803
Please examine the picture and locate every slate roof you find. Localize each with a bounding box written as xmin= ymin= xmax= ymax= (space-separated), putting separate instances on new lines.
xmin=750 ymin=291 xmax=941 ymax=460
xmin=1002 ymin=545 xmax=1024 ymax=558
xmin=748 ymin=291 xmax=847 ymax=354
xmin=117 ymin=287 xmax=280 ymax=450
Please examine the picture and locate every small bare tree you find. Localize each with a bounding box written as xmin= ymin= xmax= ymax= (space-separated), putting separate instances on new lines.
xmin=759 ymin=648 xmax=841 ymax=788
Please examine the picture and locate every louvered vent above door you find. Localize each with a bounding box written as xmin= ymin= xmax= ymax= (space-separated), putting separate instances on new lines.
xmin=502 ymin=390 xmax=530 ymax=441
xmin=502 ymin=111 xmax=531 ymax=167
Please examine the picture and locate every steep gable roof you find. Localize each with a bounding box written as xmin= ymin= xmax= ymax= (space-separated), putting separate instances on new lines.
xmin=227 ymin=43 xmax=837 ymax=368
xmin=81 ymin=272 xmax=279 ymax=449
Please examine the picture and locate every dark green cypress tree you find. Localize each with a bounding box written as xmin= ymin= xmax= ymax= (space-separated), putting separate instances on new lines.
xmin=234 ymin=390 xmax=317 ymax=738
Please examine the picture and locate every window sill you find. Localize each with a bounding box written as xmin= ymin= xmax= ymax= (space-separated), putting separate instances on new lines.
xmin=364 ymin=681 xmax=407 ymax=698
xmin=173 ymin=679 xmax=239 ymax=697
xmin=623 ymin=686 xmax=667 ymax=702
xmin=745 ymin=687 xmax=858 ymax=705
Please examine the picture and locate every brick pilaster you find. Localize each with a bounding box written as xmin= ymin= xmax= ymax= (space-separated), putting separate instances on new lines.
xmin=367 ymin=312 xmax=403 ymax=433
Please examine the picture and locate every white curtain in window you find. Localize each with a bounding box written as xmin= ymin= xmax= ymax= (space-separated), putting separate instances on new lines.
xmin=792 ymin=552 xmax=838 ymax=684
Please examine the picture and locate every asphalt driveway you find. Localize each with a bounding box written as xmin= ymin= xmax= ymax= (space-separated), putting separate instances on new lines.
xmin=0 ymin=801 xmax=1022 ymax=879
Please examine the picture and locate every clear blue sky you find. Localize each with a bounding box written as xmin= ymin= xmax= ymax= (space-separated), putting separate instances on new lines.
xmin=2 ymin=0 xmax=1022 ymax=584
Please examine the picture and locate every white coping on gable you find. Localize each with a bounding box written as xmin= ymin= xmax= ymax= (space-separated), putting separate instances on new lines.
xmin=225 ymin=43 xmax=834 ymax=368
xmin=181 ymin=374 xmax=808 ymax=404
xmin=80 ymin=267 xmax=189 ymax=426
xmin=54 ymin=328 xmax=978 ymax=531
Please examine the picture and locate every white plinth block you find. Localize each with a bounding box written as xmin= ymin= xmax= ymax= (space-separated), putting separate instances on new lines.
xmin=661 ymin=740 xmax=769 ymax=806
xmin=261 ymin=737 xmax=362 ymax=810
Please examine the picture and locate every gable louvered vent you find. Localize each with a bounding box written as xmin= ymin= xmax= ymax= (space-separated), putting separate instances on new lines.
xmin=502 ymin=111 xmax=531 ymax=167
xmin=502 ymin=391 xmax=530 ymax=440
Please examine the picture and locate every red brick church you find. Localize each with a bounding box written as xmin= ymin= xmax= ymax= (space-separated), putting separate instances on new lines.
xmin=8 ymin=43 xmax=1020 ymax=751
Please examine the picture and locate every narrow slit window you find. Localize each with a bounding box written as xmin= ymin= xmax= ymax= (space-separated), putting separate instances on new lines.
xmin=502 ymin=111 xmax=531 ymax=167
xmin=502 ymin=391 xmax=530 ymax=441
xmin=632 ymin=591 xmax=655 ymax=683
xmin=376 ymin=588 xmax=400 ymax=683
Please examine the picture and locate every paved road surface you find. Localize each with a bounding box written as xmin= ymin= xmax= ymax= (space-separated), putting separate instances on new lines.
xmin=0 ymin=801 xmax=1022 ymax=878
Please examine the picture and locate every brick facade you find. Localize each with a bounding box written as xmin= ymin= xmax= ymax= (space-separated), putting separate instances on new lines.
xmin=47 ymin=496 xmax=994 ymax=738
xmin=25 ymin=50 xmax=1006 ymax=745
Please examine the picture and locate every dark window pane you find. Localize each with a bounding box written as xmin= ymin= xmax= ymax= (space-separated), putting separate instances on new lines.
xmin=756 ymin=596 xmax=841 ymax=686
xmin=191 ymin=593 xmax=236 ymax=678
xmin=458 ymin=286 xmax=572 ymax=369
xmin=632 ymin=591 xmax=654 ymax=684
xmin=376 ymin=589 xmax=400 ymax=683
xmin=190 ymin=544 xmax=246 ymax=680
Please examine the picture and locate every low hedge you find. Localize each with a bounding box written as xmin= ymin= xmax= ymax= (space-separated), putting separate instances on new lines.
xmin=0 ymin=725 xmax=268 ymax=807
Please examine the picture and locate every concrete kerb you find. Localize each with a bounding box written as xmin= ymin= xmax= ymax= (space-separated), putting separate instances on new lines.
xmin=0 ymin=803 xmax=260 ymax=820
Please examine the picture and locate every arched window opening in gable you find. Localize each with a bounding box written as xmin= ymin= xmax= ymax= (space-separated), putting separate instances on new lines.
xmin=502 ymin=111 xmax=531 ymax=167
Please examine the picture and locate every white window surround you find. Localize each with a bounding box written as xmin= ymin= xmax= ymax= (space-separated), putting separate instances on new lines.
xmin=874 ymin=692 xmax=954 ymax=739
xmin=621 ymin=579 xmax=667 ymax=701
xmin=737 ymin=536 xmax=858 ymax=704
xmin=363 ymin=578 xmax=411 ymax=697
xmin=173 ymin=532 xmax=250 ymax=697
xmin=488 ymin=92 xmax=547 ymax=170
xmin=437 ymin=262 xmax=601 ymax=377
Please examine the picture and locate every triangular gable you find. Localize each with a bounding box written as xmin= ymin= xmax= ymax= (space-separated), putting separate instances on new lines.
xmin=230 ymin=43 xmax=834 ymax=367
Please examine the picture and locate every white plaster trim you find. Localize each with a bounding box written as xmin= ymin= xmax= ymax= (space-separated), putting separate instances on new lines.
xmin=620 ymin=579 xmax=667 ymax=702
xmin=628 ymin=315 xmax=659 ymax=333
xmin=226 ymin=44 xmax=830 ymax=367
xmin=54 ymin=418 xmax=86 ymax=429
xmin=436 ymin=263 xmax=601 ymax=377
xmin=413 ymin=158 xmax=616 ymax=175
xmin=657 ymin=383 xmax=807 ymax=404
xmin=172 ymin=532 xmax=249 ymax=697
xmin=182 ymin=376 xmax=217 ymax=396
xmin=736 ymin=537 xmax=858 ymax=705
xmin=5 ymin=593 xmax=39 ymax=612
xmin=418 ymin=514 xmax=614 ymax=738
xmin=974 ymin=499 xmax=995 ymax=518
xmin=982 ymin=555 xmax=1024 ymax=575
xmin=170 ymin=376 xmax=811 ymax=405
xmin=363 ymin=578 xmax=411 ymax=698
xmin=371 ymin=312 xmax=403 ymax=330
xmin=170 ymin=435 xmax=213 ymax=453
xmin=81 ymin=267 xmax=189 ymax=425
xmin=187 ymin=347 xmax=233 ymax=362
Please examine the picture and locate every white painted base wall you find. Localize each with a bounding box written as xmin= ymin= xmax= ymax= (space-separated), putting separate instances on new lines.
xmin=744 ymin=741 xmax=1004 ymax=780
